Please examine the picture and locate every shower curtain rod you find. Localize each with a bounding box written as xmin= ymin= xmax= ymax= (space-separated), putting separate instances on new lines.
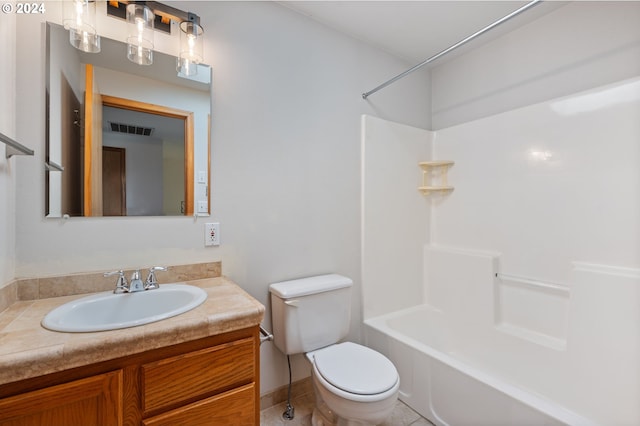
xmin=362 ymin=0 xmax=543 ymax=99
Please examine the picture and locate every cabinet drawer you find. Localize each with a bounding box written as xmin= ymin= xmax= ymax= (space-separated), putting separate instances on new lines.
xmin=141 ymin=337 xmax=255 ymax=413
xmin=142 ymin=383 xmax=255 ymax=426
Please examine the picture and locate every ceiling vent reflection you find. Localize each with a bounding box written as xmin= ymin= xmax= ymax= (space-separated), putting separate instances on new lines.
xmin=108 ymin=121 xmax=154 ymax=136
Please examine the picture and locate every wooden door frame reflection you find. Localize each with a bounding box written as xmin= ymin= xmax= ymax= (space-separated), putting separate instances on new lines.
xmin=84 ymin=92 xmax=194 ymax=216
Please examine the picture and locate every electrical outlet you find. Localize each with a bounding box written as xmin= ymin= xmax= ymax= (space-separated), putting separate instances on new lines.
xmin=205 ymin=223 xmax=220 ymax=246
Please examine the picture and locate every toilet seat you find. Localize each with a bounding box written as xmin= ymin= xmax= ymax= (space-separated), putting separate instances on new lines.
xmin=311 ymin=342 xmax=398 ymax=398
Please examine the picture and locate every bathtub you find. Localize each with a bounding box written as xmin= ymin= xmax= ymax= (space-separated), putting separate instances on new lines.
xmin=364 ymin=304 xmax=596 ymax=426
xmin=361 ymin=112 xmax=640 ymax=426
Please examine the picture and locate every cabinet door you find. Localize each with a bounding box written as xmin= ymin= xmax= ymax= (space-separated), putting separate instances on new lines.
xmin=0 ymin=370 xmax=122 ymax=426
xmin=142 ymin=383 xmax=255 ymax=426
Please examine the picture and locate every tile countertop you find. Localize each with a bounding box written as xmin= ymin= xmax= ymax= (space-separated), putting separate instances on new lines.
xmin=0 ymin=277 xmax=265 ymax=385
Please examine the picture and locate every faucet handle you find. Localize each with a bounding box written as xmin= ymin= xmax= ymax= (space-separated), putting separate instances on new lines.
xmin=104 ymin=270 xmax=129 ymax=293
xmin=145 ymin=266 xmax=167 ymax=290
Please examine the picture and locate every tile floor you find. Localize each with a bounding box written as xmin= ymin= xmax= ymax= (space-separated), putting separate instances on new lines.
xmin=260 ymin=393 xmax=434 ymax=426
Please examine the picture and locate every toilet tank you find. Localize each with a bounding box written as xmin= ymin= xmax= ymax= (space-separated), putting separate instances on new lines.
xmin=269 ymin=274 xmax=352 ymax=355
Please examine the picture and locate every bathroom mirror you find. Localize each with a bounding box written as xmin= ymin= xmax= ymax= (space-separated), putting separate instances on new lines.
xmin=45 ymin=22 xmax=211 ymax=217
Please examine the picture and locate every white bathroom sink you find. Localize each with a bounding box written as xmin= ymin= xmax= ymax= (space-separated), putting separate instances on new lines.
xmin=41 ymin=284 xmax=208 ymax=332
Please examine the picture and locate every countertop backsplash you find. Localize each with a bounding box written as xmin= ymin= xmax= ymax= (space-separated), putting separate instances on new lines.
xmin=0 ymin=261 xmax=222 ymax=312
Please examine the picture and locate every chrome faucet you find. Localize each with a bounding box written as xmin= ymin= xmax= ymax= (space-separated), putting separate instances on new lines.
xmin=104 ymin=266 xmax=167 ymax=293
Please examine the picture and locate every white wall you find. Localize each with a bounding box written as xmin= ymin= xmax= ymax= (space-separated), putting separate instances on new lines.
xmin=0 ymin=12 xmax=17 ymax=285
xmin=433 ymin=75 xmax=640 ymax=286
xmin=200 ymin=1 xmax=431 ymax=393
xmin=11 ymin=1 xmax=430 ymax=395
xmin=432 ymin=1 xmax=640 ymax=129
xmin=361 ymin=115 xmax=432 ymax=319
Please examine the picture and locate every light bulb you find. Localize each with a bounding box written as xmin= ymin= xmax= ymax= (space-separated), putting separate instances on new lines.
xmin=65 ymin=0 xmax=100 ymax=53
xmin=126 ymin=3 xmax=154 ymax=65
xmin=178 ymin=21 xmax=203 ymax=76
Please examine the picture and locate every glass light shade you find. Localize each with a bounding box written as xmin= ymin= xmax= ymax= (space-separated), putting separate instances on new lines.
xmin=63 ymin=0 xmax=100 ymax=53
xmin=177 ymin=21 xmax=204 ymax=76
xmin=126 ymin=3 xmax=154 ymax=66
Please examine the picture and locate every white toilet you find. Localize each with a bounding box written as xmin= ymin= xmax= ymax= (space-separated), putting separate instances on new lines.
xmin=269 ymin=274 xmax=399 ymax=426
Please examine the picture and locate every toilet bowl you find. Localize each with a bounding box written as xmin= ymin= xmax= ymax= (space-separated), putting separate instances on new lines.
xmin=269 ymin=274 xmax=400 ymax=425
xmin=306 ymin=342 xmax=399 ymax=426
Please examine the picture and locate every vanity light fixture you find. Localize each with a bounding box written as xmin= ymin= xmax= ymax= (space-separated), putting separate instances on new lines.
xmin=177 ymin=14 xmax=204 ymax=76
xmin=63 ymin=0 xmax=100 ymax=53
xmin=126 ymin=3 xmax=155 ymax=65
xmin=106 ymin=1 xmax=205 ymax=74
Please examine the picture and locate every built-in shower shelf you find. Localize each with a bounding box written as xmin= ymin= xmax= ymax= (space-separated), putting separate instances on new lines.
xmin=418 ymin=185 xmax=455 ymax=195
xmin=419 ymin=161 xmax=454 ymax=168
xmin=418 ymin=161 xmax=454 ymax=195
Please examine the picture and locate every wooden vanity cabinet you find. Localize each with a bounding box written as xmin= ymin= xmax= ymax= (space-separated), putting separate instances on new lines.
xmin=0 ymin=326 xmax=260 ymax=426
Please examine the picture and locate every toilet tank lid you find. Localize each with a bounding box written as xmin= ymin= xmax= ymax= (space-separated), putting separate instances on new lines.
xmin=269 ymin=274 xmax=352 ymax=299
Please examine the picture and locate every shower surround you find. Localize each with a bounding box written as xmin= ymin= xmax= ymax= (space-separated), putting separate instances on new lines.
xmin=361 ymin=77 xmax=640 ymax=425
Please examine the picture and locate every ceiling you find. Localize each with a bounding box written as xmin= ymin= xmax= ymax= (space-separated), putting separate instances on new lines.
xmin=279 ymin=1 xmax=567 ymax=65
xmin=102 ymin=1 xmax=568 ymax=134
